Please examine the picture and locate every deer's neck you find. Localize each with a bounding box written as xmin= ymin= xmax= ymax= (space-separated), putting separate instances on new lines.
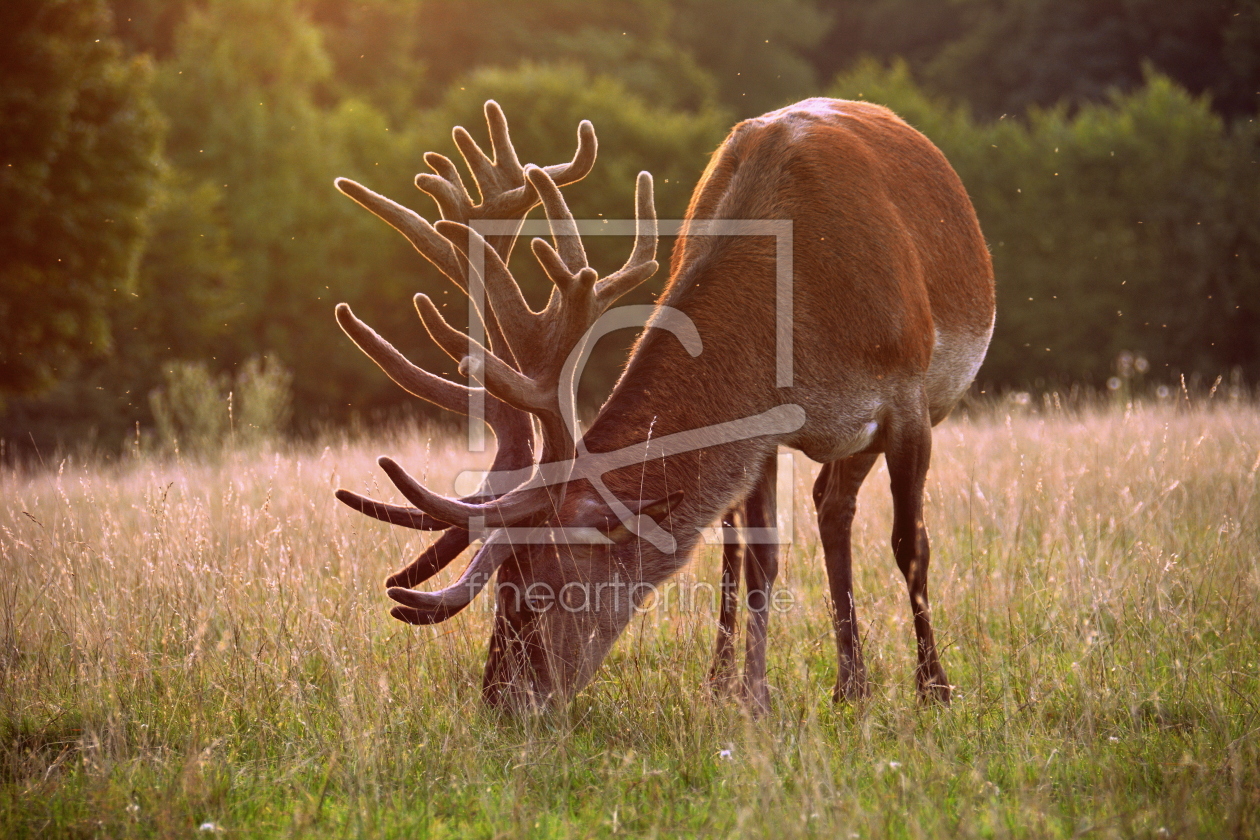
xmin=578 ymin=280 xmax=781 ymax=561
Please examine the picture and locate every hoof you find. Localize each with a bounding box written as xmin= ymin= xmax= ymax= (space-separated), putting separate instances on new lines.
xmin=740 ymin=680 xmax=771 ymax=717
xmin=832 ymin=678 xmax=870 ymax=704
xmin=918 ymin=679 xmax=951 ymax=706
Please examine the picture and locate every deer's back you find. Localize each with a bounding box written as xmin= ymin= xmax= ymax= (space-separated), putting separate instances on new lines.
xmin=655 ymin=98 xmax=994 ymax=459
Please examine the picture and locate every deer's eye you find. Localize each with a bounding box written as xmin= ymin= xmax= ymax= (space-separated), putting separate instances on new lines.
xmin=525 ymin=592 xmax=553 ymax=613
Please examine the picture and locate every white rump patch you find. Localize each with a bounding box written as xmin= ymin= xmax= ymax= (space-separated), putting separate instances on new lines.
xmin=926 ymin=318 xmax=995 ymax=419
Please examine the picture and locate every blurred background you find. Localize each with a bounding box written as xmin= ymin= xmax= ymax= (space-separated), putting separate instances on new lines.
xmin=2 ymin=0 xmax=1258 ymax=457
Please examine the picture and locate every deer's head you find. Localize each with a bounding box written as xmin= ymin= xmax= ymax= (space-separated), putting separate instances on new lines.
xmin=468 ymin=489 xmax=685 ymax=708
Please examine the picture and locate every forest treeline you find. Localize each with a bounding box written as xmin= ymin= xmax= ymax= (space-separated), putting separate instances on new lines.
xmin=3 ymin=0 xmax=1258 ymax=453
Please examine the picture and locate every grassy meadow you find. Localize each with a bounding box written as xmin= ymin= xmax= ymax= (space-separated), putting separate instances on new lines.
xmin=2 ymin=396 xmax=1258 ymax=838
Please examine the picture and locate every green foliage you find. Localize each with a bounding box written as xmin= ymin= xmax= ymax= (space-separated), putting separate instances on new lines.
xmin=0 ymin=0 xmax=162 ymax=400
xmin=927 ymin=0 xmax=1260 ymax=120
xmin=816 ymin=0 xmax=1260 ymax=121
xmin=152 ymin=0 xmax=424 ymax=419
xmin=124 ymin=171 xmax=241 ymax=365
xmin=303 ymin=0 xmax=829 ymax=116
xmin=670 ymin=0 xmax=831 ymax=117
xmin=300 ymin=0 xmax=428 ymax=123
xmin=403 ymin=0 xmax=721 ymax=111
xmin=830 ymin=62 xmax=1260 ymax=385
xmin=149 ymin=360 xmax=230 ymax=454
xmin=110 ymin=0 xmax=194 ymax=58
xmin=148 ymin=355 xmax=293 ymax=454
xmin=236 ymin=355 xmax=294 ymax=445
xmin=4 ymin=0 xmax=1260 ymax=448
xmin=813 ymin=0 xmax=969 ymax=79
xmin=0 ymin=168 xmax=245 ymax=455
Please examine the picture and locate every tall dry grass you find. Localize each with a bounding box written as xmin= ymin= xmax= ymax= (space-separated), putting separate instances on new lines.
xmin=2 ymin=398 xmax=1258 ymax=838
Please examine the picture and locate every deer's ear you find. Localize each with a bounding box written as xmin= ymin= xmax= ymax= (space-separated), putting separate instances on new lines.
xmin=633 ymin=490 xmax=685 ymax=522
xmin=604 ymin=490 xmax=686 ymax=544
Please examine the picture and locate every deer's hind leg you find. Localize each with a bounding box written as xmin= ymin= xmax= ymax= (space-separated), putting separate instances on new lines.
xmin=813 ymin=452 xmax=879 ymax=702
xmin=884 ymin=402 xmax=950 ymax=703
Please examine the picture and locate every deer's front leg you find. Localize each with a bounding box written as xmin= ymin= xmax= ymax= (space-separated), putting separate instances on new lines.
xmin=708 ymin=507 xmax=742 ymax=697
xmin=814 ymin=453 xmax=879 ymax=702
xmin=741 ymin=458 xmax=778 ymax=714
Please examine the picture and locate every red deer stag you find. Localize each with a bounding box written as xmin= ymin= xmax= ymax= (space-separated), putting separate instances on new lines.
xmin=334 ymin=98 xmax=995 ymax=711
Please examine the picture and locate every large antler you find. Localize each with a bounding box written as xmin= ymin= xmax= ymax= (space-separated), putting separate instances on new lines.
xmin=388 ymin=164 xmax=658 ymax=534
xmin=373 ymin=170 xmax=659 ymax=625
xmin=332 ymin=101 xmax=658 ymax=624
xmin=333 ymin=101 xmax=593 ymax=595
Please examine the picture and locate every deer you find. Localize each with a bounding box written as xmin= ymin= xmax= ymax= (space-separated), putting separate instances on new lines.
xmin=333 ymin=97 xmax=995 ymax=712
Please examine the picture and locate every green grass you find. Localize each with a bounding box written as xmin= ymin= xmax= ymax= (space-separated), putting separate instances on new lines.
xmin=3 ymin=398 xmax=1258 ymax=838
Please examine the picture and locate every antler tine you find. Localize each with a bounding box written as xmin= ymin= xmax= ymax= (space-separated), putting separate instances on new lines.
xmin=596 ymin=171 xmax=659 ymax=307
xmin=472 ymin=101 xmax=598 ymax=214
xmin=335 ymin=303 xmax=473 ymax=414
xmin=433 ymin=219 xmax=541 ymax=361
xmin=415 ymin=151 xmax=475 ymax=226
xmin=543 ymin=118 xmax=598 ymax=187
xmin=525 ymin=165 xmax=587 ymax=274
xmin=453 ymin=103 xmax=522 ymax=209
xmin=414 ymin=101 xmax=518 ymax=230
xmin=334 ymin=490 xmax=450 ymax=531
xmin=334 ymin=301 xmax=536 ymax=531
xmin=335 ymin=178 xmax=467 ymax=290
xmin=386 ymin=527 xmax=472 ymax=590
xmin=334 ymin=179 xmax=516 ymax=377
xmin=337 ymin=176 xmax=519 ymax=378
xmin=378 ymin=456 xmax=551 ymax=530
xmin=411 ymin=293 xmax=549 ymax=417
xmin=386 ymin=532 xmax=518 ymax=624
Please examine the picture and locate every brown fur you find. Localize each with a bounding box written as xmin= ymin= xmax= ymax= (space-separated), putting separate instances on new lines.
xmin=358 ymin=99 xmax=994 ymax=711
xmin=478 ymin=99 xmax=993 ymax=710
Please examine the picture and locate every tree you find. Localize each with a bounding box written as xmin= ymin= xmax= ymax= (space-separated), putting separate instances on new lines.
xmin=811 ymin=0 xmax=968 ymax=81
xmin=110 ymin=0 xmax=195 ymax=59
xmin=927 ymin=0 xmax=1260 ymax=121
xmin=153 ymin=0 xmax=423 ymax=422
xmin=813 ymin=0 xmax=1260 ymax=123
xmin=300 ymin=0 xmax=428 ymax=124
xmin=407 ymin=0 xmax=719 ymax=111
xmin=0 ymin=0 xmax=162 ymax=402
xmin=670 ymin=0 xmax=830 ymax=117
